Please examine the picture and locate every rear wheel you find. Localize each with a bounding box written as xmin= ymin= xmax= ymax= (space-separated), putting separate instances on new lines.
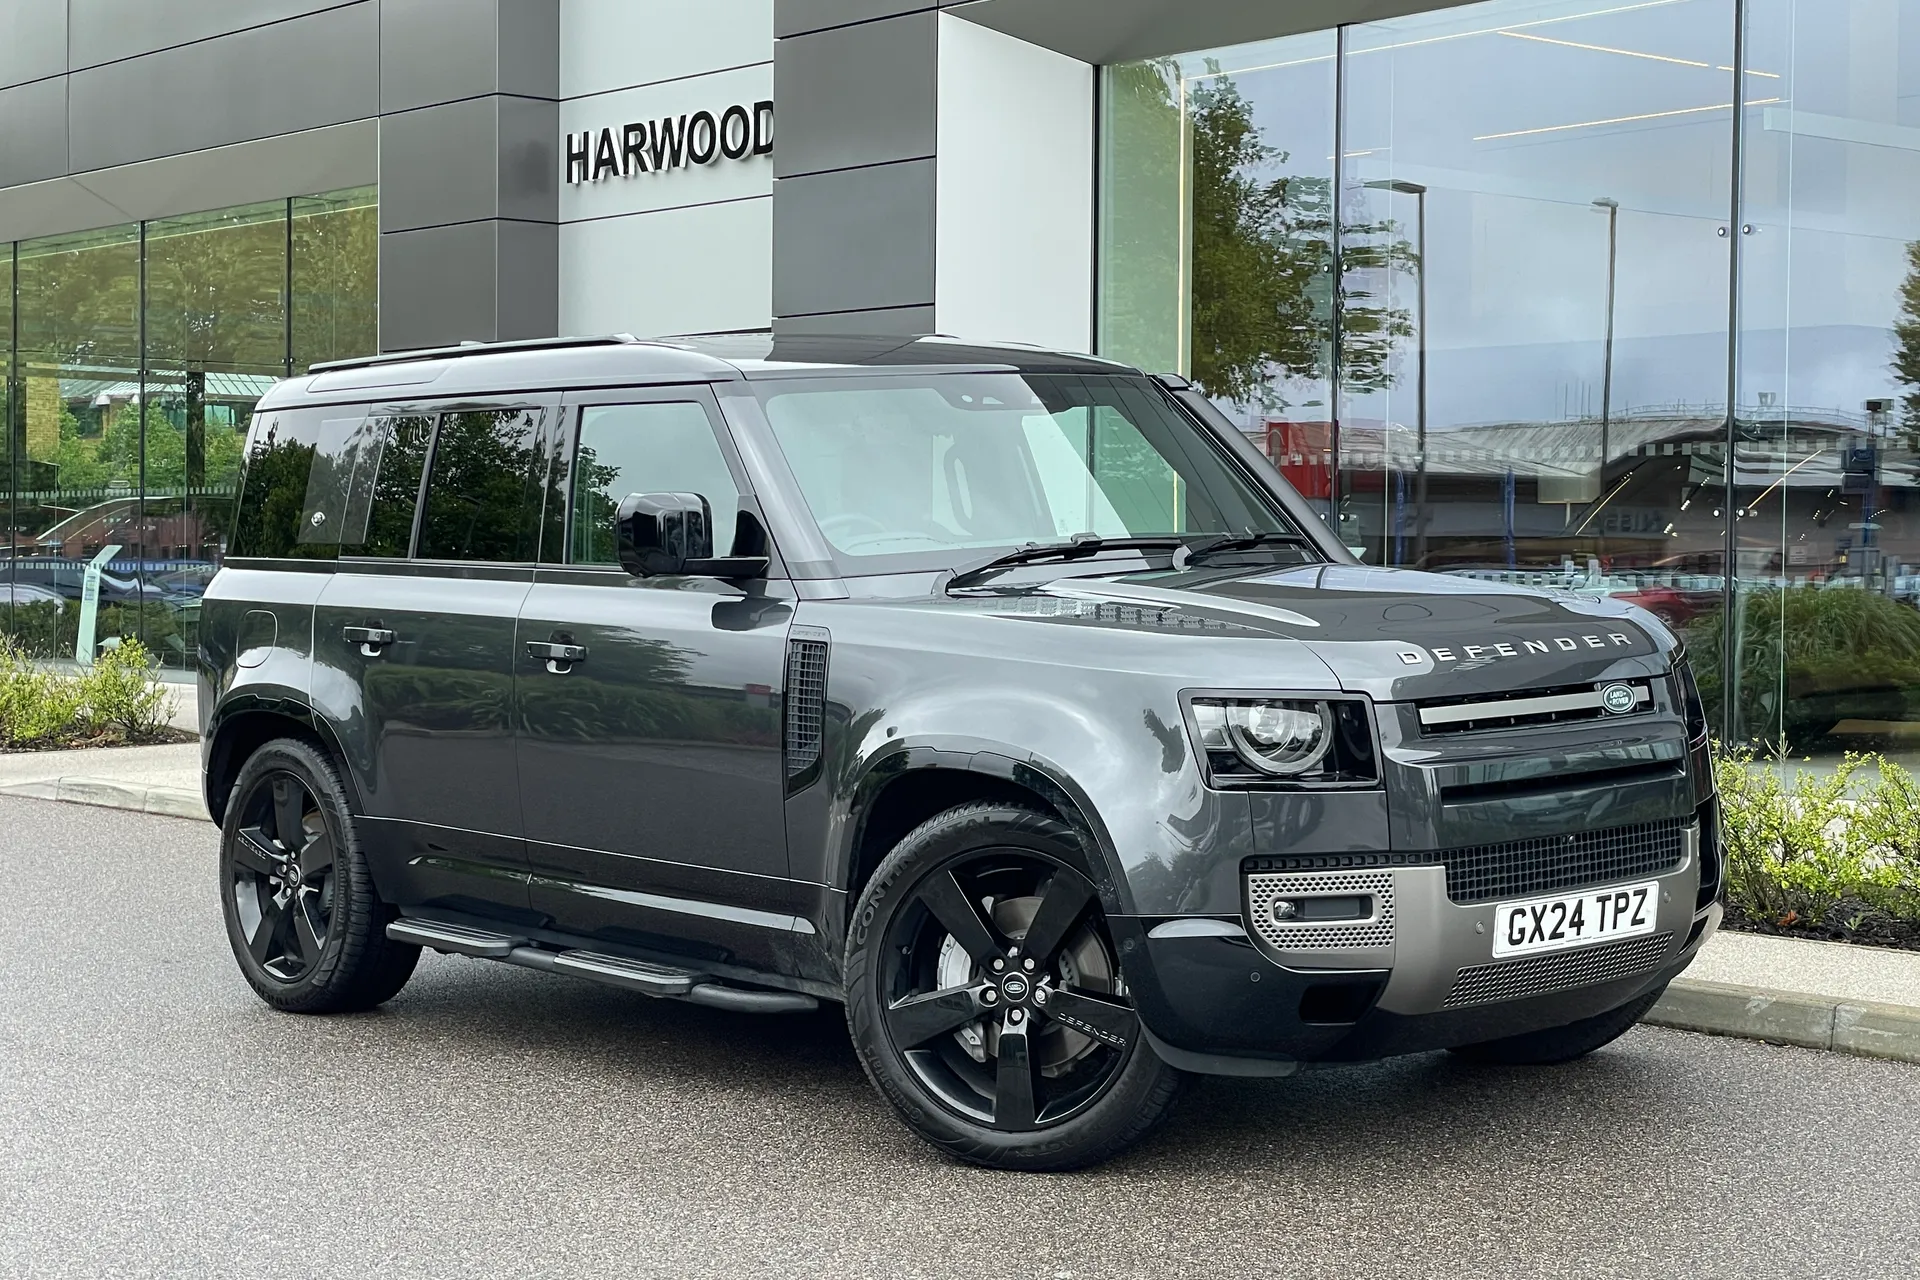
xmin=218 ymin=738 xmax=418 ymax=1013
xmin=1449 ymin=983 xmax=1668 ymax=1066
xmin=845 ymin=802 xmax=1180 ymax=1171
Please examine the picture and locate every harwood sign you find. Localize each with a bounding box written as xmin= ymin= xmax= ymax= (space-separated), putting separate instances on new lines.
xmin=565 ymin=101 xmax=774 ymax=185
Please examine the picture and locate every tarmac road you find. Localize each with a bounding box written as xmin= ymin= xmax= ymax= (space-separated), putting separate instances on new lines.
xmin=3 ymin=796 xmax=1916 ymax=1279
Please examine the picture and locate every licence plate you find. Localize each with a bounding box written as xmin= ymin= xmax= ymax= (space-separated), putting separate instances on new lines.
xmin=1491 ymin=881 xmax=1659 ymax=958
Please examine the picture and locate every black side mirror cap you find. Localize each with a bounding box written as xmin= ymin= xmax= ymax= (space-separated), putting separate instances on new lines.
xmin=615 ymin=492 xmax=770 ymax=580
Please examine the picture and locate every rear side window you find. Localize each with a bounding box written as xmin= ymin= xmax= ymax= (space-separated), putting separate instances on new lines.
xmin=230 ymin=408 xmax=429 ymax=559
xmin=566 ymin=402 xmax=739 ymax=565
xmin=417 ymin=409 xmax=546 ymax=562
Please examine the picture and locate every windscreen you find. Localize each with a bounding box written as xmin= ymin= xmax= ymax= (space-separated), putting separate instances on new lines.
xmin=755 ymin=373 xmax=1303 ymax=567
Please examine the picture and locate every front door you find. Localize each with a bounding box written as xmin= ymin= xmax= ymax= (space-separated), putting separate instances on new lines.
xmin=515 ymin=390 xmax=800 ymax=969
xmin=311 ymin=403 xmax=550 ymax=922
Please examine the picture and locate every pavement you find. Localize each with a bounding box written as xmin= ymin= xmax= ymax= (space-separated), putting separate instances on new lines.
xmin=2 ymin=796 xmax=1917 ymax=1279
xmin=6 ymin=727 xmax=1920 ymax=1067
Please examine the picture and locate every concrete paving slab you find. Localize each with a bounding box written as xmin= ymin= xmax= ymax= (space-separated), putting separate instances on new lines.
xmin=0 ymin=741 xmax=203 ymax=822
xmin=1687 ymin=928 xmax=1920 ymax=1008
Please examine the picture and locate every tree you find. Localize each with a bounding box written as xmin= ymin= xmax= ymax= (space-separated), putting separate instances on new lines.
xmin=1893 ymin=240 xmax=1920 ymax=446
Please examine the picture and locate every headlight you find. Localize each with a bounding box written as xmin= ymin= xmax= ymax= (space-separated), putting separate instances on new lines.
xmin=1188 ymin=697 xmax=1378 ymax=787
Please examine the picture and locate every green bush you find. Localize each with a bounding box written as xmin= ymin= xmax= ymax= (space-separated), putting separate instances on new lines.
xmin=1715 ymin=750 xmax=1920 ymax=943
xmin=0 ymin=638 xmax=178 ymax=749
xmin=1688 ymin=587 xmax=1920 ymax=753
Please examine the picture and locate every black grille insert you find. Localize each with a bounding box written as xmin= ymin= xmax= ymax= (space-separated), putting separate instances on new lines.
xmin=1442 ymin=817 xmax=1689 ymax=904
xmin=782 ymin=637 xmax=829 ymax=781
xmin=1417 ymin=680 xmax=1653 ymax=736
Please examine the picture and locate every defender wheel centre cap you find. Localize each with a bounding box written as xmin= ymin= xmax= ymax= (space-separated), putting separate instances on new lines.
xmin=1000 ymin=974 xmax=1030 ymax=1002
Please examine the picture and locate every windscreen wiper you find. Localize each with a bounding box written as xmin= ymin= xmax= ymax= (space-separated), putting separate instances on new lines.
xmin=945 ymin=534 xmax=1188 ymax=591
xmin=1177 ymin=531 xmax=1316 ymax=565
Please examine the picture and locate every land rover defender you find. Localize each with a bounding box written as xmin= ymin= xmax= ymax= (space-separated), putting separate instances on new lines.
xmin=200 ymin=334 xmax=1722 ymax=1170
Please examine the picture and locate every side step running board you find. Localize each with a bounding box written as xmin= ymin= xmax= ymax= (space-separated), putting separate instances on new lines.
xmin=387 ymin=918 xmax=525 ymax=958
xmin=386 ymin=920 xmax=818 ymax=1014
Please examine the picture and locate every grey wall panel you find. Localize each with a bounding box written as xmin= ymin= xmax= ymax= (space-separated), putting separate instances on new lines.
xmin=0 ymin=118 xmax=377 ymax=249
xmin=67 ymin=3 xmax=378 ymax=173
xmin=380 ymin=0 xmax=501 ymax=114
xmin=66 ymin=0 xmax=365 ymax=72
xmin=773 ymin=304 xmax=935 ymax=336
xmin=774 ymin=11 xmax=936 ymax=179
xmin=0 ymin=77 xmax=67 ymax=188
xmin=380 ymin=220 xmax=501 ymax=350
xmin=497 ymin=96 xmax=558 ymax=224
xmin=499 ymin=0 xmax=561 ymax=101
xmin=775 ymin=0 xmax=950 ymax=39
xmin=773 ymin=158 xmax=933 ymax=316
xmin=0 ymin=0 xmax=66 ymax=90
xmin=379 ymin=98 xmax=502 ymax=231
xmin=496 ymin=219 xmax=558 ymax=340
xmin=948 ymin=0 xmax=1463 ymax=64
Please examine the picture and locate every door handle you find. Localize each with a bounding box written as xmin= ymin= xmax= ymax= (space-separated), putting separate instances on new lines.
xmin=342 ymin=625 xmax=397 ymax=657
xmin=526 ymin=640 xmax=588 ymax=673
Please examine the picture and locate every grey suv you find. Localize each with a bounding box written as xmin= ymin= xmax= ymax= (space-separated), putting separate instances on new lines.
xmin=200 ymin=334 xmax=1722 ymax=1170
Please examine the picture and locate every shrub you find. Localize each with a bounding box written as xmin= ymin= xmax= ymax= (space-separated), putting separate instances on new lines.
xmin=1714 ymin=750 xmax=1920 ymax=944
xmin=1688 ymin=587 xmax=1920 ymax=753
xmin=0 ymin=638 xmax=178 ymax=749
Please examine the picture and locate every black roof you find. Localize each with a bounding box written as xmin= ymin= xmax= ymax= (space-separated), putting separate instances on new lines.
xmin=273 ymin=334 xmax=1141 ymax=409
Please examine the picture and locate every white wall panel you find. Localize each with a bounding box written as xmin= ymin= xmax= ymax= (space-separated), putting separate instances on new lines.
xmin=934 ymin=15 xmax=1094 ymax=352
xmin=562 ymin=0 xmax=772 ymax=99
xmin=560 ymin=62 xmax=774 ymax=222
xmin=559 ymin=197 xmax=772 ymax=337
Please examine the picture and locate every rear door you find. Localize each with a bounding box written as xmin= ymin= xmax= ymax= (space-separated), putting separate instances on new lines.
xmin=514 ymin=387 xmax=803 ymax=969
xmin=311 ymin=401 xmax=552 ymax=922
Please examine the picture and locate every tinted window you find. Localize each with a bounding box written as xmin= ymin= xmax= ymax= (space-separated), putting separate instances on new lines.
xmin=299 ymin=413 xmax=430 ymax=557
xmin=567 ymin=402 xmax=740 ymax=565
xmin=230 ymin=410 xmax=329 ymax=559
xmin=418 ymin=409 xmax=546 ymax=562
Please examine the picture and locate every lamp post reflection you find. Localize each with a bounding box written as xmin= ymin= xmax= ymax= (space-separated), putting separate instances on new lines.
xmin=1593 ymin=197 xmax=1620 ymax=480
xmin=1368 ymin=179 xmax=1428 ymax=567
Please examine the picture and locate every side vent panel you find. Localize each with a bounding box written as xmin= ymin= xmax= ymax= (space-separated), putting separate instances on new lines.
xmin=782 ymin=627 xmax=831 ymax=788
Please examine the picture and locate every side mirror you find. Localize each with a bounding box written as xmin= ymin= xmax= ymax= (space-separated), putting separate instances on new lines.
xmin=614 ymin=492 xmax=770 ymax=580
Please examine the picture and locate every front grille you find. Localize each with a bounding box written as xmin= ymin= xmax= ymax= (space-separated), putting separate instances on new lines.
xmin=1443 ymin=932 xmax=1674 ymax=1009
xmin=1417 ymin=680 xmax=1653 ymax=736
xmin=1245 ymin=870 xmax=1395 ymax=952
xmin=1443 ymin=817 xmax=1689 ymax=905
xmin=782 ymin=636 xmax=829 ymax=780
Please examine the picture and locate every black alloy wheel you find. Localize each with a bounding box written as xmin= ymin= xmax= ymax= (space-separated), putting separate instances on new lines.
xmin=218 ymin=738 xmax=419 ymax=1013
xmin=229 ymin=772 xmax=335 ymax=983
xmin=846 ymin=803 xmax=1180 ymax=1170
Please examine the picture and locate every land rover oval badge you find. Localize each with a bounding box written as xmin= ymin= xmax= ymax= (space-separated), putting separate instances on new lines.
xmin=1600 ymin=683 xmax=1638 ymax=715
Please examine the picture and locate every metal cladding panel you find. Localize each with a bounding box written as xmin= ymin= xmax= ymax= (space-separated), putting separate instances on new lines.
xmin=0 ymin=76 xmax=67 ymax=188
xmin=559 ymin=197 xmax=772 ymax=338
xmin=379 ymin=220 xmax=501 ymax=350
xmin=496 ymin=218 xmax=559 ymax=341
xmin=563 ymin=0 xmax=769 ymax=99
xmin=776 ymin=0 xmax=963 ymax=38
xmin=773 ymin=158 xmax=934 ymax=317
xmin=379 ymin=0 xmax=506 ymax=114
xmin=380 ymin=98 xmax=503 ymax=232
xmin=65 ymin=3 xmax=379 ymax=173
xmin=65 ymin=0 xmax=364 ymax=70
xmin=0 ymin=0 xmax=66 ymax=90
xmin=772 ymin=11 xmax=936 ymax=178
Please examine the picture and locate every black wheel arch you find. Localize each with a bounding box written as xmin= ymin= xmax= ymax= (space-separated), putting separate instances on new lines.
xmin=205 ymin=696 xmax=360 ymax=827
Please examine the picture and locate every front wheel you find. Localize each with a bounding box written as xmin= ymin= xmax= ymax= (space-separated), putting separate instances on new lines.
xmin=218 ymin=738 xmax=419 ymax=1013
xmin=1448 ymin=983 xmax=1668 ymax=1066
xmin=844 ymin=802 xmax=1180 ymax=1171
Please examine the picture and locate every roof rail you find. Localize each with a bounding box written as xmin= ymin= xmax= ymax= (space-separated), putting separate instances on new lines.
xmin=307 ymin=334 xmax=645 ymax=375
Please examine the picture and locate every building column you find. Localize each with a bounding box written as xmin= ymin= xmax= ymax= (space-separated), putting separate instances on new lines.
xmin=376 ymin=0 xmax=561 ymax=351
xmin=771 ymin=3 xmax=1094 ymax=350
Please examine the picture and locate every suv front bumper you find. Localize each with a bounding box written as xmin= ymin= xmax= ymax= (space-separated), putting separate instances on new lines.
xmin=1114 ymin=827 xmax=1719 ymax=1067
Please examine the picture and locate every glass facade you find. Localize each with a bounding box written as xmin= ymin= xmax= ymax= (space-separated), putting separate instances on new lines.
xmin=1100 ymin=0 xmax=1920 ymax=759
xmin=1 ymin=187 xmax=376 ymax=668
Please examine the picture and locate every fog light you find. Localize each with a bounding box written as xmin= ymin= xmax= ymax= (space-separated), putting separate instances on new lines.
xmin=1272 ymin=899 xmax=1299 ymax=921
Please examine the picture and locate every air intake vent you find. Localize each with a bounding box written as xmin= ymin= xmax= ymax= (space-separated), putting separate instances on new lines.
xmin=783 ymin=630 xmax=830 ymax=783
xmin=1417 ymin=680 xmax=1653 ymax=736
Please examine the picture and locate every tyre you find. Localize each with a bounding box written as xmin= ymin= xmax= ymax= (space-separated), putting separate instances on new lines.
xmin=1448 ymin=982 xmax=1668 ymax=1066
xmin=218 ymin=737 xmax=419 ymax=1014
xmin=844 ymin=802 xmax=1181 ymax=1171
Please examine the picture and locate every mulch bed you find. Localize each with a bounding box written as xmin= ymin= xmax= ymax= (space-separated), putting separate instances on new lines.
xmin=0 ymin=726 xmax=198 ymax=754
xmin=1722 ymin=907 xmax=1920 ymax=954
